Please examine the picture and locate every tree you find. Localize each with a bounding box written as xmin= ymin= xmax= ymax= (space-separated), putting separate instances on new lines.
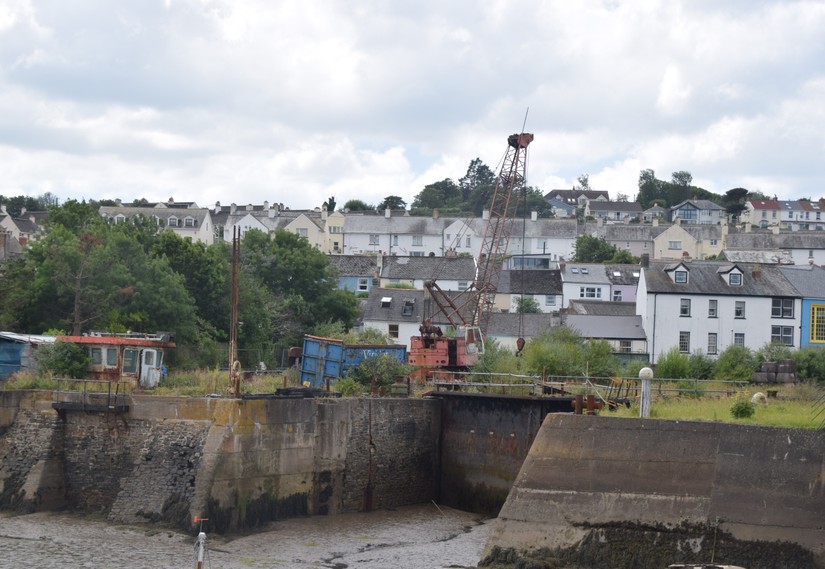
xmin=636 ymin=169 xmax=660 ymax=209
xmin=608 ymin=249 xmax=637 ymax=264
xmin=343 ymin=199 xmax=372 ymax=211
xmin=459 ymin=158 xmax=496 ymax=200
xmin=722 ymin=188 xmax=749 ymax=222
xmin=515 ymin=297 xmax=541 ymax=314
xmin=655 ymin=346 xmax=690 ymax=379
xmin=575 ymin=174 xmax=591 ymax=191
xmin=325 ymin=196 xmax=337 ymax=212
xmin=672 ymin=171 xmax=693 ymax=187
xmin=412 ymin=179 xmax=461 ymax=209
xmin=713 ymin=345 xmax=758 ymax=382
xmin=572 ymin=235 xmax=617 ymax=263
xmin=377 ymin=195 xmax=407 ymax=211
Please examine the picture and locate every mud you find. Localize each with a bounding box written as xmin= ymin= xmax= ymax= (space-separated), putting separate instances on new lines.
xmin=0 ymin=503 xmax=490 ymax=569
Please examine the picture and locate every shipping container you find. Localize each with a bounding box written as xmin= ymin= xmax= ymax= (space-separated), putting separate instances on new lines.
xmin=299 ymin=335 xmax=407 ymax=389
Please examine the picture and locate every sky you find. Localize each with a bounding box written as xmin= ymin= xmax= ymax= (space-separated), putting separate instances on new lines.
xmin=2 ymin=0 xmax=825 ymax=211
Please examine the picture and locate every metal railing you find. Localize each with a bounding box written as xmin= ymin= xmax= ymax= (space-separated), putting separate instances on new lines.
xmin=52 ymin=379 xmax=131 ymax=412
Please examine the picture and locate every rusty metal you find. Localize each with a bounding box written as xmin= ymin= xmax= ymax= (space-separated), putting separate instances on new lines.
xmin=229 ymin=226 xmax=241 ymax=398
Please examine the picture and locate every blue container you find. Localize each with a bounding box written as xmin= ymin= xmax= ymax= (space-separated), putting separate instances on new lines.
xmin=300 ymin=335 xmax=407 ymax=388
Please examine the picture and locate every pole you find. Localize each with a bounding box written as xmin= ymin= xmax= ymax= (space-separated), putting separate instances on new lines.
xmin=195 ymin=532 xmax=206 ymax=569
xmin=229 ymin=226 xmax=241 ymax=397
xmin=639 ymin=367 xmax=653 ymax=418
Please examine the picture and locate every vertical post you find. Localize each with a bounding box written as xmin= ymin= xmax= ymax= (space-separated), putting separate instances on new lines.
xmin=229 ymin=226 xmax=241 ymax=398
xmin=195 ymin=532 xmax=206 ymax=569
xmin=639 ymin=367 xmax=653 ymax=418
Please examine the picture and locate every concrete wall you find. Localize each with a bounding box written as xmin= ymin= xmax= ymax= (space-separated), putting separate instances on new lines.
xmin=0 ymin=392 xmax=440 ymax=533
xmin=482 ymin=414 xmax=825 ymax=569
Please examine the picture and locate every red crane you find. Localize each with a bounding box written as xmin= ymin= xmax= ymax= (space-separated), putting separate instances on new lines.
xmin=408 ymin=132 xmax=533 ymax=380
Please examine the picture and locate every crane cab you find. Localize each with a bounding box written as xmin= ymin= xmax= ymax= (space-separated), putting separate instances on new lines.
xmin=408 ymin=324 xmax=483 ymax=382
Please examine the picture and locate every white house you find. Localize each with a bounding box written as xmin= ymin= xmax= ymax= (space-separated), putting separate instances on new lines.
xmin=99 ymin=205 xmax=215 ymax=245
xmin=637 ymin=260 xmax=804 ymax=364
xmin=560 ymin=262 xmax=612 ymax=306
xmin=344 ymin=210 xmax=448 ymax=256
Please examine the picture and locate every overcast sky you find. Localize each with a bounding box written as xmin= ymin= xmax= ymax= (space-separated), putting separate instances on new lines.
xmin=2 ymin=1 xmax=825 ymax=211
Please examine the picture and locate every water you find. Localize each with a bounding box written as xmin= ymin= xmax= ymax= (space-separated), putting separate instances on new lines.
xmin=0 ymin=504 xmax=490 ymax=569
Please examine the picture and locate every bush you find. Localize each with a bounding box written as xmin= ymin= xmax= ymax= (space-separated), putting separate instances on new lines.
xmin=714 ymin=345 xmax=758 ymax=382
xmin=474 ymin=338 xmax=519 ymax=376
xmin=792 ymin=346 xmax=825 ymax=384
xmin=688 ymin=351 xmax=715 ymax=380
xmin=756 ymin=342 xmax=793 ymax=365
xmin=345 ymin=354 xmax=411 ymax=390
xmin=335 ymin=377 xmax=364 ymax=396
xmin=522 ymin=330 xmax=583 ymax=377
xmin=34 ymin=340 xmax=90 ymax=378
xmin=655 ymin=346 xmax=690 ymax=379
xmin=582 ymin=339 xmax=619 ymax=378
xmin=730 ymin=399 xmax=756 ymax=419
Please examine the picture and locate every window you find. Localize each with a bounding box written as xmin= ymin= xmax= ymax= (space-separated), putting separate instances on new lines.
xmin=762 ymin=210 xmax=767 ymax=218
xmin=619 ymin=340 xmax=632 ymax=353
xmin=357 ymin=278 xmax=369 ymax=292
xmin=106 ymin=348 xmax=118 ymax=366
xmin=579 ymin=287 xmax=601 ymax=299
xmin=388 ymin=324 xmax=399 ymax=338
xmin=381 ymin=296 xmax=392 ymax=308
xmin=679 ymin=331 xmax=690 ymax=353
xmin=410 ymin=251 xmax=425 ymax=257
xmin=545 ymin=295 xmax=556 ymax=306
xmin=668 ymin=241 xmax=682 ymax=250
xmin=296 ymin=228 xmax=308 ymax=238
xmin=710 ymin=239 xmax=718 ymax=246
xmin=771 ymin=298 xmax=794 ymax=318
xmin=729 ymin=273 xmax=742 ymax=286
xmin=369 ymin=234 xmax=380 ymax=245
xmin=123 ymin=349 xmax=138 ymax=374
xmin=708 ymin=299 xmax=718 ymax=318
xmin=392 ymin=235 xmax=399 ymax=246
xmin=144 ymin=350 xmax=155 ymax=366
xmin=465 ymin=236 xmax=471 ymax=248
xmin=734 ymin=333 xmax=745 ymax=347
xmin=680 ymin=299 xmax=691 ymax=317
xmin=771 ymin=326 xmax=794 ymax=346
xmin=612 ymin=290 xmax=622 ymax=302
xmin=735 ymin=301 xmax=746 ymax=318
xmin=412 ymin=235 xmax=423 ymax=246
xmin=458 ymin=280 xmax=469 ymax=290
xmin=707 ymin=333 xmax=718 ymax=355
xmin=401 ymin=300 xmax=415 ymax=317
xmin=114 ymin=214 xmax=126 ymax=223
xmin=90 ymin=347 xmax=102 ymax=365
xmin=168 ymin=216 xmax=179 ymax=227
xmin=184 ymin=217 xmax=196 ymax=227
xmin=330 ymin=226 xmax=343 ymax=233
xmin=674 ymin=270 xmax=688 ymax=283
xmin=809 ymin=250 xmax=814 ymax=258
xmin=812 ymin=305 xmax=825 ymax=343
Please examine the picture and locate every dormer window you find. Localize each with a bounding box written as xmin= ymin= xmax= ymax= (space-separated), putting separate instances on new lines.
xmin=168 ymin=216 xmax=179 ymax=227
xmin=571 ymin=268 xmax=579 ymax=273
xmin=674 ymin=270 xmax=688 ymax=283
xmin=729 ymin=273 xmax=742 ymax=286
xmin=381 ymin=297 xmax=392 ymax=308
xmin=581 ymin=268 xmax=589 ymax=274
xmin=401 ymin=299 xmax=414 ymax=317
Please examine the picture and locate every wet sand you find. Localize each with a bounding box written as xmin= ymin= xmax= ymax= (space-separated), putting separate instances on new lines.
xmin=0 ymin=504 xmax=490 ymax=569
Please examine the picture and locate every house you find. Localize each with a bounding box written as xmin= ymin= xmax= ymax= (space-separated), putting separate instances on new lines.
xmin=636 ymin=260 xmax=807 ymax=364
xmin=725 ymin=231 xmax=825 ymax=266
xmin=592 ymin=223 xmax=655 ymax=259
xmin=486 ymin=313 xmax=560 ymax=351
xmin=563 ymin=314 xmax=648 ymax=359
xmin=508 ymin=218 xmax=578 ymax=259
xmin=777 ymin=264 xmax=825 ymax=349
xmin=222 ymin=205 xmax=327 ymax=248
xmin=585 ymin=201 xmax=643 ymax=223
xmin=327 ymin=255 xmax=380 ymax=294
xmin=0 ymin=207 xmax=45 ymax=246
xmin=344 ymin=210 xmax=448 ymax=256
xmin=99 ymin=205 xmax=215 ymax=245
xmin=720 ymin=249 xmax=794 ymax=265
xmin=604 ymin=264 xmax=641 ymax=303
xmin=323 ymin=210 xmax=346 ymax=254
xmin=559 ymin=262 xmax=612 ymax=305
xmin=743 ymin=199 xmax=781 ymax=228
xmin=359 ymin=287 xmax=426 ymax=349
xmin=497 ymin=269 xmax=563 ymax=313
xmin=669 ymin=198 xmax=727 ymax=225
xmin=567 ymin=299 xmax=637 ymax=316
xmin=643 ymin=205 xmax=668 ymax=222
xmin=652 ymin=223 xmax=726 ymax=260
xmin=379 ymin=256 xmax=475 ymax=291
xmin=776 ymin=200 xmax=812 ymax=231
xmin=0 ymin=230 xmax=24 ymax=260
xmin=546 ymin=198 xmax=577 ymax=218
xmin=544 ymin=189 xmax=610 ymax=207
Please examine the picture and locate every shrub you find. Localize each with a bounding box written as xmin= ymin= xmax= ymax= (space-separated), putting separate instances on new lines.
xmin=474 ymin=338 xmax=519 ymax=376
xmin=792 ymin=346 xmax=825 ymax=384
xmin=714 ymin=345 xmax=758 ymax=382
xmin=756 ymin=342 xmax=793 ymax=365
xmin=345 ymin=354 xmax=411 ymax=390
xmin=522 ymin=331 xmax=583 ymax=377
xmin=688 ymin=351 xmax=715 ymax=380
xmin=582 ymin=339 xmax=619 ymax=378
xmin=655 ymin=346 xmax=690 ymax=379
xmin=730 ymin=399 xmax=756 ymax=419
xmin=335 ymin=377 xmax=364 ymax=396
xmin=34 ymin=340 xmax=90 ymax=379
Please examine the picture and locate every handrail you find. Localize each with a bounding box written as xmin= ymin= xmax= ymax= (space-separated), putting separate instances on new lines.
xmin=53 ymin=378 xmax=131 ymax=411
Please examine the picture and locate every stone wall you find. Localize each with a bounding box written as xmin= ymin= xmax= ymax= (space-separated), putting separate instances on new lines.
xmin=482 ymin=414 xmax=825 ymax=569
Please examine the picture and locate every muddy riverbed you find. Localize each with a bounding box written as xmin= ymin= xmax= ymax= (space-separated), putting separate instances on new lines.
xmin=0 ymin=504 xmax=490 ymax=569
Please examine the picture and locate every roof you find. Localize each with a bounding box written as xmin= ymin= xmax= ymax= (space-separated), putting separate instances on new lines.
xmin=486 ymin=312 xmax=560 ymax=337
xmin=344 ymin=214 xmax=449 ymax=235
xmin=498 ymin=269 xmax=562 ymax=295
xmin=0 ymin=331 xmax=57 ymax=345
xmin=544 ymin=189 xmax=610 ymax=204
xmin=360 ymin=288 xmax=425 ymax=324
xmin=381 ymin=256 xmax=475 ymax=281
xmin=749 ymin=199 xmax=780 ymax=210
xmin=605 ymin=264 xmax=642 ymax=286
xmin=100 ymin=206 xmax=211 ymax=224
xmin=778 ymin=264 xmax=825 ymax=298
xmin=720 ymin=250 xmax=794 ymax=264
xmin=726 ymin=232 xmax=825 ymax=250
xmin=587 ymin=202 xmax=643 ymax=213
xmin=564 ymin=314 xmax=647 ymax=340
xmin=567 ymin=300 xmax=637 ymax=316
xmin=328 ymin=255 xmax=380 ymax=277
xmin=559 ymin=263 xmax=611 ymax=284
xmin=671 ymin=199 xmax=726 ymax=211
xmin=642 ymin=260 xmax=800 ymax=297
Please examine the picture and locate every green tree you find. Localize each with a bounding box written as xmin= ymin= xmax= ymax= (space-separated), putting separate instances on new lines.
xmin=582 ymin=339 xmax=619 ymax=377
xmin=522 ymin=328 xmax=584 ymax=377
xmin=573 ymin=235 xmax=617 ymax=263
xmin=412 ymin=179 xmax=461 ymax=209
xmin=377 ymin=195 xmax=407 ymax=211
xmin=655 ymin=346 xmax=690 ymax=379
xmin=791 ymin=347 xmax=825 ymax=384
xmin=343 ymin=199 xmax=373 ymax=211
xmin=688 ymin=352 xmax=715 ymax=380
xmin=345 ymin=353 xmax=410 ymax=390
xmin=671 ymin=171 xmax=693 ymax=186
xmin=608 ymin=250 xmax=637 ymax=264
xmin=713 ymin=345 xmax=758 ymax=382
xmin=33 ymin=340 xmax=90 ymax=378
xmin=722 ymin=187 xmax=749 ymax=222
xmin=514 ymin=297 xmax=541 ymax=314
xmin=459 ymin=158 xmax=496 ymax=200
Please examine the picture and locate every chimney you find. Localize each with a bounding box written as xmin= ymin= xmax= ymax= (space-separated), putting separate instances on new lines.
xmin=652 ymin=218 xmax=659 ymax=227
xmin=20 ymin=207 xmax=26 ymax=217
xmin=273 ymin=203 xmax=280 ymax=214
xmin=432 ymin=208 xmax=439 ymax=220
xmin=559 ymin=258 xmax=566 ymax=272
xmin=640 ymin=253 xmax=650 ymax=268
xmin=482 ymin=209 xmax=489 ymax=220
xmin=744 ymin=223 xmax=751 ymax=233
xmin=692 ymin=195 xmax=698 ymax=202
xmin=230 ymin=203 xmax=237 ymax=214
xmin=531 ymin=211 xmax=538 ymax=222
xmin=268 ymin=208 xmax=275 ymax=219
xmin=115 ymin=198 xmax=122 ymax=206
xmin=214 ymin=201 xmax=221 ymax=214
xmin=0 ymin=204 xmax=6 ymax=215
xmin=246 ymin=203 xmax=253 ymax=211
xmin=321 ymin=208 xmax=328 ymax=221
xmin=385 ymin=207 xmax=391 ymax=219
xmin=753 ymin=263 xmax=761 ymax=278
xmin=771 ymin=225 xmax=780 ymax=235
xmin=263 ymin=200 xmax=269 ymax=210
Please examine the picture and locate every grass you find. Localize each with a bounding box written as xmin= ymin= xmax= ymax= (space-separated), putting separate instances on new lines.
xmin=609 ymin=383 xmax=825 ymax=429
xmin=151 ymin=368 xmax=304 ymax=397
